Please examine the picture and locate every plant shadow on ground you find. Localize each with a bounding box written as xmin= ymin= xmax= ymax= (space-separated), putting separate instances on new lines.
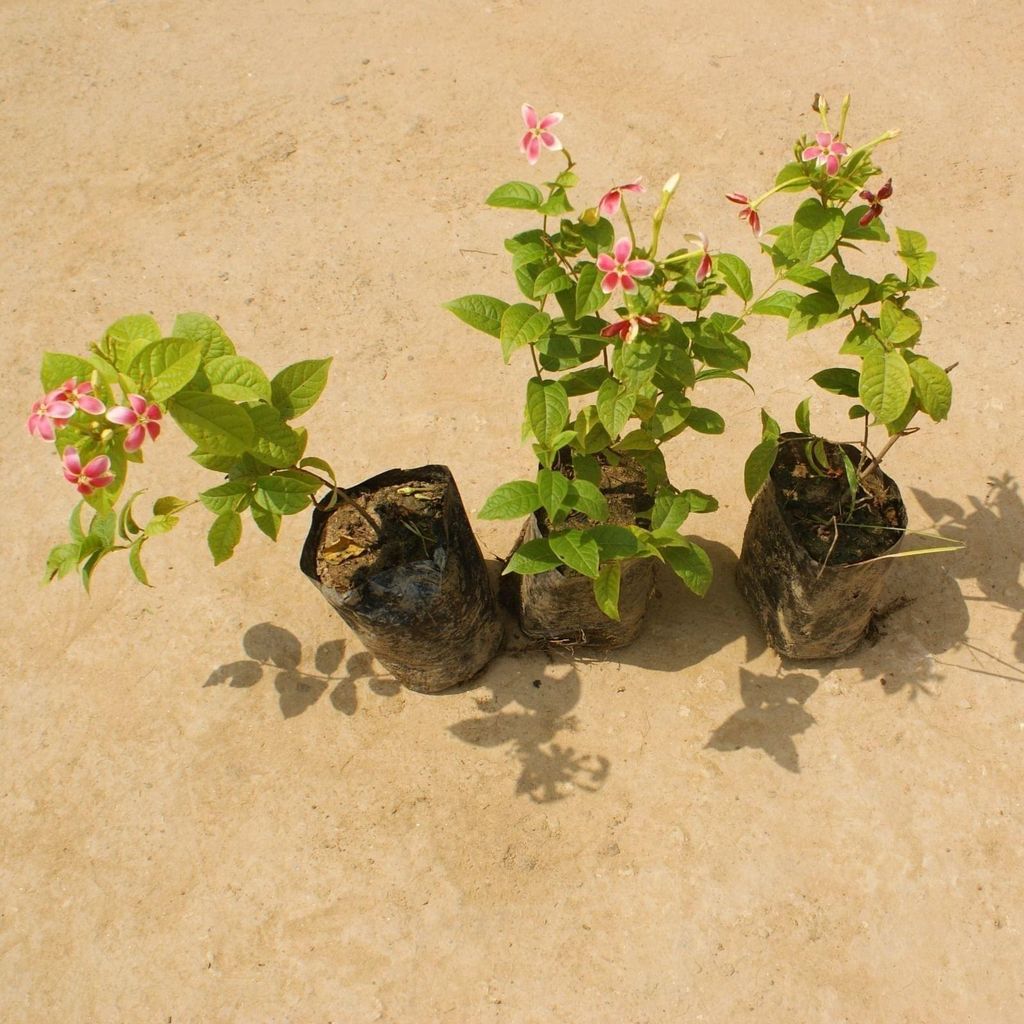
xmin=204 ymin=622 xmax=401 ymax=718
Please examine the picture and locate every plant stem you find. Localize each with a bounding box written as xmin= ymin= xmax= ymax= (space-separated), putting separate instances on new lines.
xmin=299 ymin=470 xmax=383 ymax=540
xmin=530 ymin=343 xmax=542 ymax=377
xmin=621 ymin=200 xmax=637 ymax=250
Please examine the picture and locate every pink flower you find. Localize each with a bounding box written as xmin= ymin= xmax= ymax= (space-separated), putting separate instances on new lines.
xmin=519 ymin=104 xmax=563 ymax=165
xmin=600 ymin=313 xmax=662 ymax=344
xmin=53 ymin=377 xmax=106 ymax=415
xmin=27 ymin=389 xmax=74 ymax=442
xmin=726 ymin=192 xmax=761 ymax=236
xmin=858 ymin=178 xmax=893 ymax=226
xmin=598 ymin=177 xmax=644 ymax=218
xmin=597 ymin=238 xmax=654 ymax=294
xmin=801 ymin=131 xmax=850 ymax=176
xmin=62 ymin=446 xmax=115 ymax=496
xmin=686 ymin=232 xmax=713 ymax=285
xmin=107 ymin=393 xmax=162 ymax=452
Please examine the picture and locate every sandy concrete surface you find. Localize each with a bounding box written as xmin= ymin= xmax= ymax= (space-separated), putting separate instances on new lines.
xmin=3 ymin=1 xmax=1023 ymax=1021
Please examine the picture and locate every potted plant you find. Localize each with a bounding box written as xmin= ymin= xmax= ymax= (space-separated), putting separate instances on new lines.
xmin=731 ymin=95 xmax=957 ymax=658
xmin=29 ymin=313 xmax=503 ymax=692
xmin=446 ymin=104 xmax=758 ymax=646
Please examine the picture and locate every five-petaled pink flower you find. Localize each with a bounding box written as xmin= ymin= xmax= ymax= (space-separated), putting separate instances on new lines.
xmin=600 ymin=312 xmax=662 ymax=344
xmin=54 ymin=377 xmax=106 ymax=415
xmin=520 ymin=104 xmax=563 ymax=165
xmin=62 ymin=446 xmax=115 ymax=496
xmin=686 ymin=232 xmax=713 ymax=285
xmin=598 ymin=177 xmax=644 ymax=218
xmin=726 ymin=192 xmax=761 ymax=236
xmin=858 ymin=178 xmax=893 ymax=226
xmin=597 ymin=238 xmax=654 ymax=294
xmin=801 ymin=131 xmax=850 ymax=176
xmin=107 ymin=394 xmax=162 ymax=452
xmin=27 ymin=389 xmax=75 ymax=442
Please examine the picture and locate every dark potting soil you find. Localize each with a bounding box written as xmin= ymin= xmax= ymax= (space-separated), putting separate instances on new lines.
xmin=772 ymin=438 xmax=905 ymax=565
xmin=549 ymin=453 xmax=654 ymax=533
xmin=315 ymin=479 xmax=443 ymax=592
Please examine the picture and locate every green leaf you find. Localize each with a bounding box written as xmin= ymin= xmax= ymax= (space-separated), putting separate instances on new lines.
xmin=651 ymin=489 xmax=691 ymax=532
xmin=615 ymin=336 xmax=661 ymax=389
xmin=791 ymin=199 xmax=845 ymax=263
xmin=775 ymin=161 xmax=812 ymax=192
xmin=40 ymin=353 xmax=96 ymax=392
xmin=896 ymin=228 xmax=937 ymax=284
xmin=585 ymin=524 xmax=640 ymax=560
xmin=593 ymin=561 xmax=622 ymax=621
xmin=128 ymin=338 xmax=203 ymax=402
xmin=794 ymin=397 xmax=812 ymax=435
xmin=750 ymin=290 xmax=801 ymax=317
xmin=649 ymin=392 xmax=692 ymax=441
xmin=172 ymin=313 xmax=236 ymax=360
xmin=577 ymin=217 xmax=615 ymax=258
xmin=504 ymin=537 xmax=561 ymax=575
xmin=443 ymin=294 xmax=510 ymax=338
xmin=840 ymin=322 xmax=883 ymax=357
xmin=128 ymin=537 xmax=151 ymax=586
xmin=253 ymin=471 xmax=320 ymax=515
xmin=830 ymin=264 xmax=872 ymax=312
xmin=714 ymin=253 xmax=752 ymax=302
xmin=661 ymin=540 xmax=713 ymax=596
xmin=189 ymin=452 xmax=239 ymax=473
xmin=842 ymin=207 xmax=890 ymax=242
xmin=574 ymin=262 xmax=607 ymax=318
xmin=169 ymin=391 xmax=255 ymax=455
xmin=297 ymin=456 xmax=336 ymax=484
xmin=548 ymin=530 xmax=600 ymax=578
xmin=685 ymin=407 xmax=725 ymax=434
xmin=596 ymin=378 xmax=636 ymax=438
xmin=572 ymin=453 xmax=601 ymax=486
xmin=479 ymin=480 xmax=541 ymax=519
xmin=533 ymin=266 xmax=573 ymax=297
xmin=526 ymin=378 xmax=569 ymax=447
xmin=879 ymin=301 xmax=922 ymax=346
xmin=246 ymin=404 xmax=306 ymax=468
xmin=566 ymin=478 xmax=608 ymax=522
xmin=537 ymin=468 xmax=570 ymax=519
xmin=208 ymin=511 xmax=243 ymax=565
xmin=153 ymin=495 xmax=190 ymax=516
xmin=45 ymin=542 xmax=82 ymax=583
xmin=511 ymin=242 xmax=549 ymax=269
xmin=908 ymin=357 xmax=952 ymax=421
xmin=574 ymin=406 xmax=612 ymax=455
xmin=553 ymin=170 xmax=578 ymax=188
xmin=561 ymin=366 xmax=612 ymax=396
xmin=250 ymin=502 xmax=282 ymax=541
xmin=116 ymin=489 xmax=145 ymax=541
xmin=761 ymin=408 xmax=782 ymax=439
xmin=537 ymin=188 xmax=573 ymax=217
xmin=270 ymin=358 xmax=332 ymax=420
xmin=486 ymin=181 xmax=544 ymax=210
xmin=787 ymin=291 xmax=841 ymax=338
xmin=102 ymin=315 xmax=162 ymax=369
xmin=745 ymin=436 xmax=779 ymax=500
xmin=199 ymin=479 xmax=254 ymax=515
xmin=204 ymin=355 xmax=272 ymax=402
xmin=500 ymin=304 xmax=551 ymax=363
xmin=615 ymin=428 xmax=657 ymax=451
xmin=812 ymin=367 xmax=861 ymax=397
xmin=143 ymin=513 xmax=179 ymax=538
xmin=859 ymin=349 xmax=913 ymax=425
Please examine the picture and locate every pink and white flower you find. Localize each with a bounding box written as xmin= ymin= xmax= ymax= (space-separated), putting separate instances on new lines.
xmin=62 ymin=446 xmax=115 ymax=496
xmin=801 ymin=131 xmax=850 ymax=176
xmin=686 ymin=232 xmax=713 ymax=285
xmin=726 ymin=192 xmax=761 ymax=236
xmin=600 ymin=312 xmax=662 ymax=344
xmin=107 ymin=394 xmax=162 ymax=452
xmin=53 ymin=378 xmax=105 ymax=415
xmin=598 ymin=177 xmax=644 ymax=218
xmin=519 ymin=104 xmax=563 ymax=165
xmin=597 ymin=238 xmax=654 ymax=294
xmin=27 ymin=389 xmax=74 ymax=441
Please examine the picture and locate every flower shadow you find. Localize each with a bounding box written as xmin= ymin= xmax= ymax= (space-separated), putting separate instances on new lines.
xmin=204 ymin=622 xmax=397 ymax=718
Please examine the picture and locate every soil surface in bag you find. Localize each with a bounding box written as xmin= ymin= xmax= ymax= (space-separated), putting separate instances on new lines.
xmin=772 ymin=436 xmax=906 ymax=564
xmin=509 ymin=455 xmax=656 ymax=649
xmin=737 ymin=435 xmax=908 ymax=659
xmin=302 ymin=465 xmax=503 ymax=694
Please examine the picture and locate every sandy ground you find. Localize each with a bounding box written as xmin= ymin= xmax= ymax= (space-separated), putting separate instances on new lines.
xmin=3 ymin=1 xmax=1024 ymax=1021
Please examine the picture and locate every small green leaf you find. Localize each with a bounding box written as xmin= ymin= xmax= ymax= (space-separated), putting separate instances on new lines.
xmin=685 ymin=407 xmax=725 ymax=434
xmin=896 ymin=227 xmax=937 ymax=284
xmin=574 ymin=406 xmax=612 ymax=455
xmin=537 ymin=468 xmax=570 ymax=520
xmin=859 ymin=349 xmax=913 ymax=425
xmin=830 ymin=264 xmax=872 ymax=312
xmin=787 ymin=291 xmax=841 ymax=338
xmin=526 ymin=378 xmax=569 ymax=447
xmin=812 ymin=367 xmax=861 ymax=397
xmin=533 ymin=265 xmax=573 ymax=297
xmin=651 ymin=489 xmax=691 ymax=532
xmin=761 ymin=409 xmax=782 ymax=439
xmin=574 ymin=262 xmax=607 ymax=318
xmin=745 ymin=436 xmax=779 ymax=500
xmin=270 ymin=358 xmax=332 ymax=420
xmin=102 ymin=315 xmax=162 ymax=368
xmin=840 ymin=322 xmax=883 ymax=357
xmin=585 ymin=524 xmax=640 ymax=560
xmin=908 ymin=357 xmax=952 ymax=422
xmin=548 ymin=530 xmax=600 ymax=578
xmin=593 ymin=561 xmax=622 ymax=621
xmin=615 ymin=428 xmax=657 ymax=451
xmin=40 ymin=353 xmax=96 ymax=392
xmin=615 ymin=336 xmax=661 ymax=389
xmin=661 ymin=540 xmax=713 ymax=596
xmin=486 ymin=181 xmax=544 ymax=209
xmin=129 ymin=537 xmax=151 ymax=586
xmin=253 ymin=471 xmax=320 ymax=515
xmin=879 ymin=300 xmax=922 ymax=346
xmin=714 ymin=253 xmax=752 ymax=302
xmin=504 ymin=537 xmax=561 ymax=575
xmin=750 ymin=290 xmax=801 ymax=317
xmin=204 ymin=355 xmax=272 ymax=402
xmin=791 ymin=199 xmax=845 ymax=263
xmin=169 ymin=391 xmax=255 ymax=455
xmin=500 ymin=304 xmax=551 ymax=363
xmin=144 ymin=514 xmax=180 ymax=537
xmin=208 ymin=511 xmax=243 ymax=565
xmin=596 ymin=378 xmax=636 ymax=438
xmin=566 ymin=479 xmax=608 ymax=522
xmin=479 ymin=480 xmax=541 ymax=520
xmin=153 ymin=495 xmax=190 ymax=516
xmin=247 ymin=404 xmax=306 ymax=468
xmin=794 ymin=397 xmax=812 ymax=435
xmin=116 ymin=489 xmax=146 ymax=541
xmin=250 ymin=503 xmax=282 ymax=541
xmin=561 ymin=366 xmax=612 ymax=396
xmin=172 ymin=313 xmax=236 ymax=360
xmin=199 ymin=479 xmax=254 ymax=515
xmin=537 ymin=188 xmax=573 ymax=217
xmin=443 ymin=294 xmax=510 ymax=338
xmin=297 ymin=456 xmax=336 ymax=485
xmin=45 ymin=542 xmax=82 ymax=583
xmin=128 ymin=338 xmax=203 ymax=402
